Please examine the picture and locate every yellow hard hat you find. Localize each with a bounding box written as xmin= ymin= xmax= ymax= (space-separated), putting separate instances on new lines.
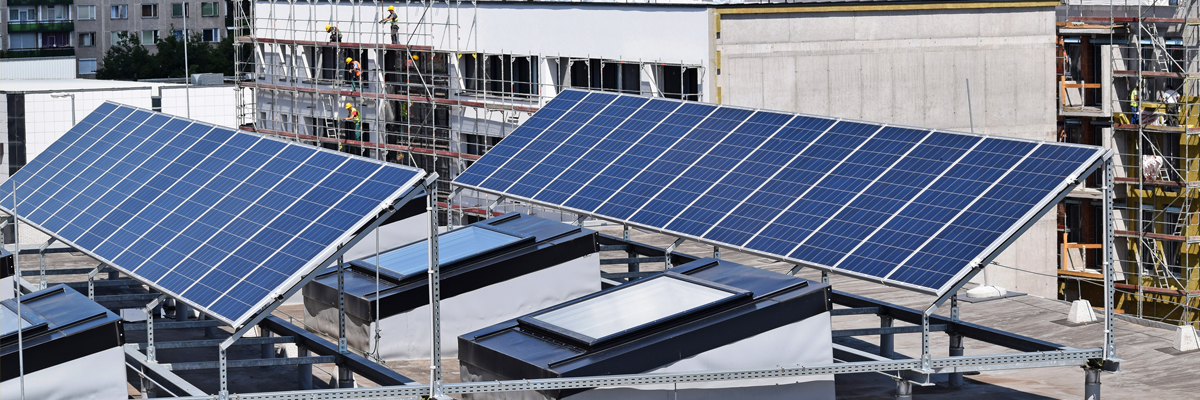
xmin=346 ymin=57 xmax=353 ymax=64
xmin=345 ymin=103 xmax=352 ymax=109
xmin=388 ymin=5 xmax=394 ymax=10
xmin=325 ymin=24 xmax=331 ymax=31
xmin=411 ymin=55 xmax=419 ymax=60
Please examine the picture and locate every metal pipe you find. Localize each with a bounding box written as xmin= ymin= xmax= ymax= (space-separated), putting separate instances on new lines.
xmin=879 ymin=315 xmax=894 ymax=359
xmin=297 ymin=344 xmax=313 ymax=390
xmin=260 ymin=326 xmax=274 ymax=359
xmin=949 ymin=334 xmax=964 ymax=387
xmin=894 ymin=378 xmax=913 ymax=400
xmin=1084 ymin=367 xmax=1102 ymax=400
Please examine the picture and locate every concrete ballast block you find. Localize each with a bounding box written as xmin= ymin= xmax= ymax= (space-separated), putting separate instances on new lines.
xmin=1174 ymin=325 xmax=1199 ymax=352
xmin=1067 ymin=299 xmax=1097 ymax=324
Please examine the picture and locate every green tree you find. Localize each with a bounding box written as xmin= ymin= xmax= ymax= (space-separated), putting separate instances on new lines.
xmin=95 ymin=33 xmax=154 ymax=80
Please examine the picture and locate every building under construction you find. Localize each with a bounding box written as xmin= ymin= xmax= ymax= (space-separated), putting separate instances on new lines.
xmin=236 ymin=0 xmax=1068 ymax=300
xmin=1056 ymin=0 xmax=1200 ymax=327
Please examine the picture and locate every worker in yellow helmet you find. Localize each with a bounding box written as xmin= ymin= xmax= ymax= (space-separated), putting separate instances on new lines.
xmin=344 ymin=102 xmax=361 ymax=146
xmin=324 ymin=24 xmax=342 ymax=43
xmin=346 ymin=57 xmax=362 ymax=92
xmin=1130 ymin=88 xmax=1141 ymax=126
xmin=379 ymin=5 xmax=399 ymax=45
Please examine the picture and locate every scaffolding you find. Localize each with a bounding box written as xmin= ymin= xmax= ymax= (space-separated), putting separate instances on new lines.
xmin=232 ymin=0 xmax=705 ymax=229
xmin=1058 ymin=0 xmax=1200 ymax=328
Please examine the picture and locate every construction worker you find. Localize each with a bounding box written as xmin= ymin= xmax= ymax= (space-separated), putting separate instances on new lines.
xmin=1130 ymin=88 xmax=1140 ymax=125
xmin=325 ymin=24 xmax=342 ymax=43
xmin=345 ymin=102 xmax=362 ymax=144
xmin=379 ymin=5 xmax=399 ymax=45
xmin=347 ymin=57 xmax=363 ymax=92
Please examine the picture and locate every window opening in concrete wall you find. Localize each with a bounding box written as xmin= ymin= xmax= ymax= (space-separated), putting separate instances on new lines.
xmin=172 ymin=3 xmax=188 ymax=17
xmin=659 ymin=65 xmax=700 ymax=101
xmin=142 ymin=4 xmax=157 ymax=18
xmin=110 ymin=5 xmax=127 ymax=19
xmin=78 ymin=58 xmax=97 ymax=74
xmin=201 ymin=1 xmax=218 ymax=17
xmin=462 ymin=54 xmax=537 ymax=96
xmin=203 ymin=28 xmax=219 ymax=42
xmin=570 ymin=59 xmax=639 ymax=94
xmin=79 ymin=32 xmax=94 ymax=47
xmin=77 ymin=5 xmax=95 ymax=20
xmin=111 ymin=31 xmax=128 ymax=45
xmin=142 ymin=30 xmax=158 ymax=44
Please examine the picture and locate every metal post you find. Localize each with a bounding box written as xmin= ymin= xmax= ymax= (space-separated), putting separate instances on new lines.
xmin=337 ymin=253 xmax=347 ymax=354
xmin=1084 ymin=366 xmax=1102 ymax=400
xmin=624 ymin=225 xmax=638 ymax=278
xmin=297 ymin=344 xmax=313 ymax=390
xmin=879 ymin=315 xmax=894 ymax=359
xmin=713 ymin=245 xmax=720 ymax=260
xmin=218 ymin=347 xmax=228 ymax=400
xmin=202 ymin=314 xmax=219 ymax=338
xmin=145 ymin=295 xmax=165 ymax=363
xmin=949 ymin=295 xmax=963 ymax=386
xmin=338 ymin=365 xmax=355 ymax=389
xmin=1103 ymin=157 xmax=1117 ymax=359
xmin=426 ymin=175 xmax=444 ymax=398
xmin=920 ymin=313 xmax=931 ymax=371
xmin=11 ymin=181 xmax=24 ymax=400
xmin=894 ymin=377 xmax=913 ymax=400
xmin=821 ymin=271 xmax=829 ymax=284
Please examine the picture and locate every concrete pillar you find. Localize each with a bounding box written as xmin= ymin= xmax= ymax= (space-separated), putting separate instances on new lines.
xmin=297 ymin=344 xmax=313 ymax=390
xmin=879 ymin=315 xmax=895 ymax=359
xmin=948 ymin=334 xmax=964 ymax=387
xmin=894 ymin=378 xmax=912 ymax=399
xmin=1085 ymin=367 xmax=1102 ymax=400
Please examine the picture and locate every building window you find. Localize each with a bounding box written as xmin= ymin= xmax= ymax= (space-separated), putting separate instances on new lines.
xmin=79 ymin=59 xmax=97 ymax=74
xmin=172 ymin=3 xmax=189 ymax=17
xmin=79 ymin=32 xmax=95 ymax=47
xmin=172 ymin=29 xmax=185 ymax=40
xmin=201 ymin=2 xmax=219 ymax=17
xmin=77 ymin=5 xmax=96 ymax=20
xmin=462 ymin=54 xmax=539 ymax=96
xmin=111 ymin=5 xmax=128 ymax=19
xmin=202 ymin=28 xmax=219 ymax=42
xmin=47 ymin=5 xmax=65 ymax=20
xmin=8 ymin=33 xmax=37 ymax=49
xmin=142 ymin=4 xmax=158 ymax=18
xmin=111 ymin=31 xmax=128 ymax=45
xmin=570 ymin=59 xmax=640 ymax=95
xmin=1065 ymin=201 xmax=1082 ymax=243
xmin=142 ymin=30 xmax=158 ymax=44
xmin=657 ymin=65 xmax=700 ymax=101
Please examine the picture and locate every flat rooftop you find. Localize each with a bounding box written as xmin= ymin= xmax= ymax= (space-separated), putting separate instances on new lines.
xmin=0 ymin=79 xmax=181 ymax=93
xmin=19 ymin=223 xmax=1197 ymax=398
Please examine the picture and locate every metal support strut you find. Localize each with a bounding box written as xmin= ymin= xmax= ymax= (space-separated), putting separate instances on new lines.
xmin=426 ymin=173 xmax=445 ymax=398
xmin=895 ymin=377 xmax=913 ymax=399
xmin=37 ymin=238 xmax=55 ymax=289
xmin=949 ymin=295 xmax=964 ymax=386
xmin=145 ymin=295 xmax=166 ymax=363
xmin=1084 ymin=366 xmax=1102 ymax=400
xmin=86 ymin=263 xmax=103 ymax=300
xmin=879 ymin=315 xmax=895 ymax=359
xmin=664 ymin=238 xmax=685 ymax=269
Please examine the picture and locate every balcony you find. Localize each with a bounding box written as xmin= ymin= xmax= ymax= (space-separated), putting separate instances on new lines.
xmin=7 ymin=20 xmax=73 ymax=33
xmin=1 ymin=47 xmax=74 ymax=58
xmin=7 ymin=0 xmax=72 ymax=5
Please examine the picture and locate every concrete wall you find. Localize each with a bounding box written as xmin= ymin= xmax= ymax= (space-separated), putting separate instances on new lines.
xmin=717 ymin=7 xmax=1061 ymax=298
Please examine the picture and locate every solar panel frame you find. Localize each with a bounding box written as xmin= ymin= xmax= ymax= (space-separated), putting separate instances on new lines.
xmin=454 ymin=90 xmax=1110 ymax=297
xmin=0 ymin=102 xmax=428 ymax=329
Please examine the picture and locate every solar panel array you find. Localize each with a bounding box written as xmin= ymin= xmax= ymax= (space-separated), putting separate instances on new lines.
xmin=0 ymin=102 xmax=425 ymax=327
xmin=454 ymin=90 xmax=1107 ymax=296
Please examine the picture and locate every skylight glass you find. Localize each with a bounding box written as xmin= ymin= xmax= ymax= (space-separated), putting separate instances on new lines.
xmin=373 ymin=226 xmax=521 ymax=277
xmin=533 ymin=276 xmax=733 ymax=340
xmin=1 ymin=306 xmax=27 ymax=336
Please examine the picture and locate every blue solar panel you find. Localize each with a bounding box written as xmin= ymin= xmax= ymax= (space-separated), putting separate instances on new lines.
xmin=453 ymin=90 xmax=1108 ymax=296
xmin=0 ymin=102 xmax=426 ymax=327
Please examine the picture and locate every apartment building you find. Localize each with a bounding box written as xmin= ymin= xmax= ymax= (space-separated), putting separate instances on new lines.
xmin=2 ymin=0 xmax=77 ymax=58
xmin=73 ymin=0 xmax=228 ymax=77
